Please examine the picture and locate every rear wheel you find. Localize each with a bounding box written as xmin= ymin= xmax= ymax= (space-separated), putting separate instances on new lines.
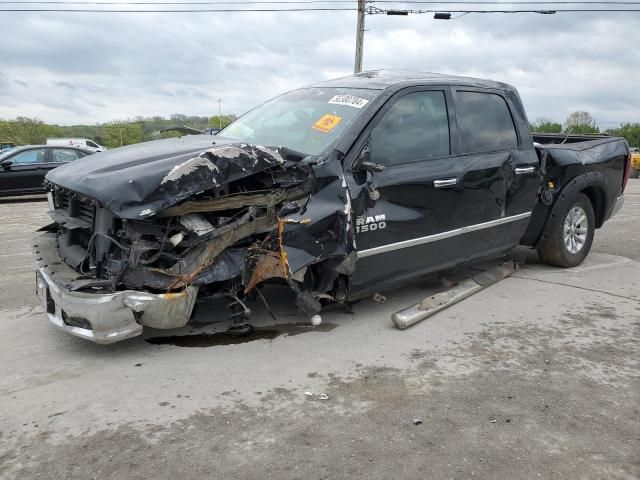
xmin=537 ymin=193 xmax=595 ymax=268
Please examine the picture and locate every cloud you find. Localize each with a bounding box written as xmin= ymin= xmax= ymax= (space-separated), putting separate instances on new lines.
xmin=0 ymin=2 xmax=638 ymax=126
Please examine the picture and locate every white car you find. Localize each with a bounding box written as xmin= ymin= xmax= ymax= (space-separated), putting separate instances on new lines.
xmin=46 ymin=138 xmax=107 ymax=153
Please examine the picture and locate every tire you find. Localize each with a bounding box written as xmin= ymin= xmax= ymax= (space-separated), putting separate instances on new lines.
xmin=537 ymin=193 xmax=595 ymax=268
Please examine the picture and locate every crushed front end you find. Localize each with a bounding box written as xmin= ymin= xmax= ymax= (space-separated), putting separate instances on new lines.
xmin=33 ymin=139 xmax=356 ymax=343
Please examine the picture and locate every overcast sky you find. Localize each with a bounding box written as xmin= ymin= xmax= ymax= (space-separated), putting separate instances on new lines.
xmin=0 ymin=1 xmax=638 ymax=127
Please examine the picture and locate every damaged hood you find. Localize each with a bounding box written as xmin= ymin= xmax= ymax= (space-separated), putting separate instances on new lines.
xmin=45 ymin=135 xmax=290 ymax=219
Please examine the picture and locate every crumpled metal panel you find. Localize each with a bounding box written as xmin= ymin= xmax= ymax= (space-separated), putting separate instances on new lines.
xmin=192 ymin=248 xmax=246 ymax=286
xmin=45 ymin=136 xmax=287 ymax=220
xmin=33 ymin=232 xmax=199 ymax=342
xmin=45 ymin=136 xmax=357 ymax=292
xmin=540 ymin=137 xmax=629 ymax=167
xmin=279 ymin=154 xmax=355 ymax=275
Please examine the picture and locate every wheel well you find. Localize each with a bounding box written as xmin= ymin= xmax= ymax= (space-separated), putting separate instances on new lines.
xmin=581 ymin=186 xmax=606 ymax=228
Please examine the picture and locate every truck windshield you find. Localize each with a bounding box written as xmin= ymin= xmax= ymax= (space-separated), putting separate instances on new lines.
xmin=219 ymin=87 xmax=380 ymax=156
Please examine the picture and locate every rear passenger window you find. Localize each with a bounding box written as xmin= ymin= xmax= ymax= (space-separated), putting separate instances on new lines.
xmin=51 ymin=149 xmax=82 ymax=163
xmin=456 ymin=91 xmax=518 ymax=153
xmin=370 ymin=91 xmax=450 ymax=166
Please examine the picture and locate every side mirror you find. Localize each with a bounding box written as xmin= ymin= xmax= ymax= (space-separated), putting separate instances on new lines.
xmin=1 ymin=159 xmax=13 ymax=169
xmin=360 ymin=160 xmax=385 ymax=173
xmin=353 ymin=140 xmax=385 ymax=173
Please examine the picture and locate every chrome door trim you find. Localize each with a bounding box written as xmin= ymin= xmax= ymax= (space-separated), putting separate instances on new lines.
xmin=433 ymin=178 xmax=458 ymax=188
xmin=357 ymin=212 xmax=532 ymax=258
xmin=515 ymin=166 xmax=536 ymax=175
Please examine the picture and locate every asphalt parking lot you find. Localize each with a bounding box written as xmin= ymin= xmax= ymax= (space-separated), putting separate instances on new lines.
xmin=1 ymin=182 xmax=639 ymax=480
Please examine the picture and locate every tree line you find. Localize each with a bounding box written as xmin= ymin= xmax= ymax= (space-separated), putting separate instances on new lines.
xmin=0 ymin=114 xmax=237 ymax=149
xmin=1 ymin=111 xmax=638 ymax=149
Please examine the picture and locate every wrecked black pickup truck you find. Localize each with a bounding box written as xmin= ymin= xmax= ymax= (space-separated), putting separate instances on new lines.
xmin=33 ymin=70 xmax=631 ymax=343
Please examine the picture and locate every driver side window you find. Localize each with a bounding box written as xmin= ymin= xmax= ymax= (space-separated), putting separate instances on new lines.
xmin=11 ymin=149 xmax=46 ymax=165
xmin=370 ymin=91 xmax=450 ymax=167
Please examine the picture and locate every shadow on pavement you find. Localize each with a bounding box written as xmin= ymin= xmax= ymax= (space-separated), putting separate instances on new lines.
xmin=0 ymin=194 xmax=47 ymax=203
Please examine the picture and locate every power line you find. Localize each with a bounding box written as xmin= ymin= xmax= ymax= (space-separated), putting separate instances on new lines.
xmin=0 ymin=6 xmax=357 ymax=10
xmin=416 ymin=6 xmax=640 ymax=8
xmin=381 ymin=0 xmax=640 ymax=2
xmin=413 ymin=7 xmax=640 ymax=10
xmin=2 ymin=0 xmax=640 ymax=3
xmin=3 ymin=0 xmax=640 ymax=11
xmin=2 ymin=5 xmax=639 ymax=9
xmin=420 ymin=7 xmax=640 ymax=9
xmin=380 ymin=0 xmax=640 ymax=3
xmin=0 ymin=0 xmax=354 ymax=3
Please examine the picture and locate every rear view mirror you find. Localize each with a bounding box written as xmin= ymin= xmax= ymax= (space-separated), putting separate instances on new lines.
xmin=0 ymin=159 xmax=13 ymax=169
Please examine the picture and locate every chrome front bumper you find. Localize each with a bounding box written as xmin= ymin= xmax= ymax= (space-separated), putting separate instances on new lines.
xmin=33 ymin=233 xmax=198 ymax=344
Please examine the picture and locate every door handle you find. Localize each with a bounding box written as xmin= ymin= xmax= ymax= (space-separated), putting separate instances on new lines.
xmin=433 ymin=178 xmax=458 ymax=188
xmin=515 ymin=166 xmax=536 ymax=175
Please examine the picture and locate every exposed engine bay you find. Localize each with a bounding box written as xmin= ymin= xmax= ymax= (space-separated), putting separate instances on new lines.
xmin=42 ymin=140 xmax=357 ymax=334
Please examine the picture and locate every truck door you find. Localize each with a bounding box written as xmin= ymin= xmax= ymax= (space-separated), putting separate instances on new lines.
xmin=452 ymin=88 xmax=539 ymax=249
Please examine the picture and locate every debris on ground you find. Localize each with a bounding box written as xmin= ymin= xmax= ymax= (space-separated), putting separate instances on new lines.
xmin=304 ymin=392 xmax=329 ymax=400
xmin=412 ymin=418 xmax=423 ymax=425
xmin=372 ymin=293 xmax=386 ymax=304
xmin=310 ymin=314 xmax=322 ymax=326
xmin=439 ymin=275 xmax=459 ymax=288
xmin=392 ymin=261 xmax=518 ymax=329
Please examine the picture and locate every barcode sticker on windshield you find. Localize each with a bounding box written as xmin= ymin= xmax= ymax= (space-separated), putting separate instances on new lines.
xmin=328 ymin=95 xmax=369 ymax=109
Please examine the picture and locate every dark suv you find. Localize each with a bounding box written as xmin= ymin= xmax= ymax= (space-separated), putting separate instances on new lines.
xmin=0 ymin=145 xmax=93 ymax=197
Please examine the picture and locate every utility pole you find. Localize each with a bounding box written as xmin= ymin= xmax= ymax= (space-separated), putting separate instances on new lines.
xmin=217 ymin=98 xmax=222 ymax=130
xmin=354 ymin=0 xmax=366 ymax=73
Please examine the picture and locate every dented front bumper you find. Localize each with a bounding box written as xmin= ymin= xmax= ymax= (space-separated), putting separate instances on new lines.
xmin=33 ymin=233 xmax=198 ymax=344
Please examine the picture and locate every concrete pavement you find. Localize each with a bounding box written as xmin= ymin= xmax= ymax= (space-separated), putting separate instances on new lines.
xmin=1 ymin=182 xmax=638 ymax=479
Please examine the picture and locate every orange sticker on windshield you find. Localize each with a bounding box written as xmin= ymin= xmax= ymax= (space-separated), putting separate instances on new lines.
xmin=312 ymin=114 xmax=342 ymax=133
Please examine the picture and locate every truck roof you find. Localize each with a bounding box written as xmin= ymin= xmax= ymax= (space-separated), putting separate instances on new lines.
xmin=311 ymin=69 xmax=515 ymax=92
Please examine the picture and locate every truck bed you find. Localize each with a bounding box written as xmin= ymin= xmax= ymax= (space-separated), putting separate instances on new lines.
xmin=521 ymin=135 xmax=629 ymax=246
